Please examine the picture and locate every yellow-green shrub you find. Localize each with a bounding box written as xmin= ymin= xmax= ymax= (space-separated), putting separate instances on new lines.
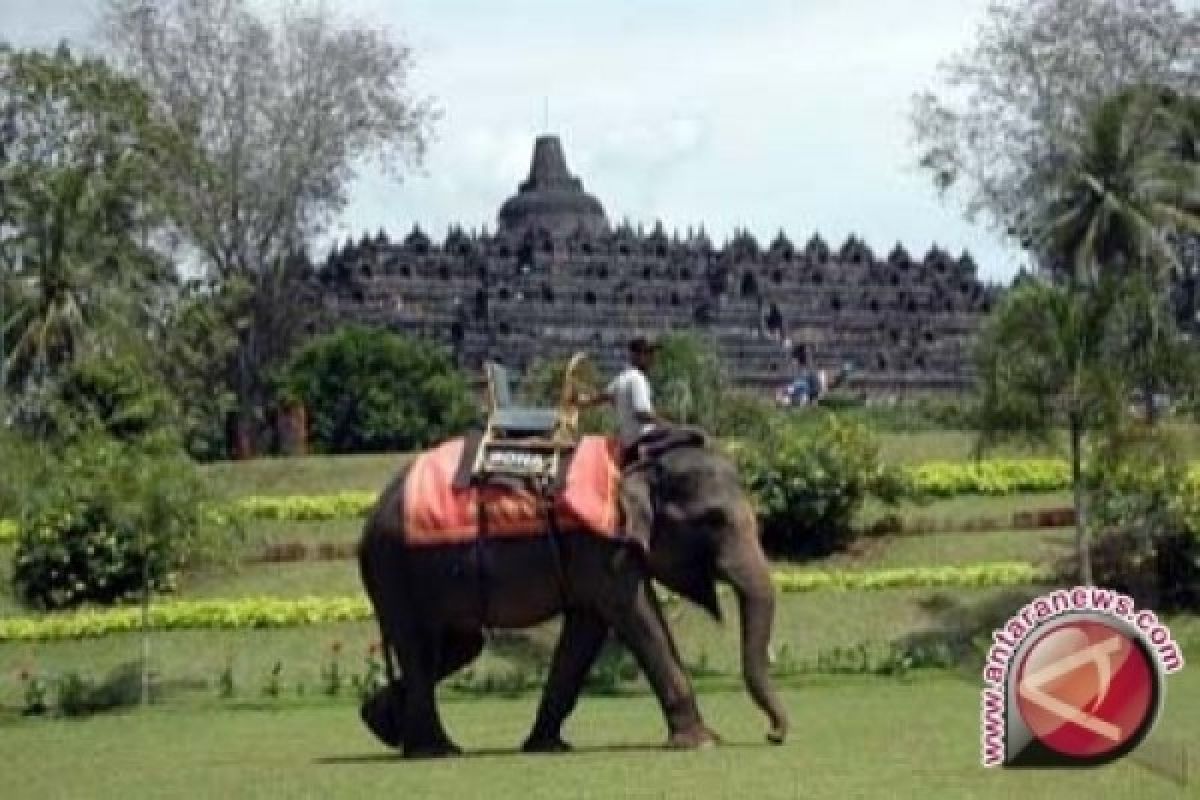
xmin=903 ymin=459 xmax=1072 ymax=496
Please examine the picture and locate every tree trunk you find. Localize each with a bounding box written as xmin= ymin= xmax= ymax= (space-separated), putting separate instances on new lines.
xmin=1070 ymin=415 xmax=1093 ymax=585
xmin=1143 ymin=378 xmax=1156 ymax=425
xmin=140 ymin=547 xmax=151 ymax=706
xmin=278 ymin=403 xmax=308 ymax=456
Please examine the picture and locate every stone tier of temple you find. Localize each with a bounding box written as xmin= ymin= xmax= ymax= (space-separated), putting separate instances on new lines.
xmin=310 ymin=135 xmax=1001 ymax=394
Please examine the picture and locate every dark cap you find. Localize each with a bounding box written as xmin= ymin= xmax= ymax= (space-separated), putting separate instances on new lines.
xmin=629 ymin=336 xmax=658 ymax=355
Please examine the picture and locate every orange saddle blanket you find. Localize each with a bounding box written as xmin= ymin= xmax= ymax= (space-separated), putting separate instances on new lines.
xmin=403 ymin=436 xmax=621 ymax=547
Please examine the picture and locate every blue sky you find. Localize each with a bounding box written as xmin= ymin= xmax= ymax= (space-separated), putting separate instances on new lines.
xmin=3 ymin=0 xmax=1028 ymax=281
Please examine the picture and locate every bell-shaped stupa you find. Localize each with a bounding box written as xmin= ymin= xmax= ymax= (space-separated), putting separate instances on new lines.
xmin=497 ymin=135 xmax=609 ymax=238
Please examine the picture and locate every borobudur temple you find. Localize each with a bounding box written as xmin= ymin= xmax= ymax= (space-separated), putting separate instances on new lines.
xmin=311 ymin=134 xmax=1002 ymax=394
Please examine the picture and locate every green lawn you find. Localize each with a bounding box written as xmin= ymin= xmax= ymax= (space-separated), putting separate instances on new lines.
xmin=1 ymin=674 xmax=1196 ymax=799
xmin=202 ymin=451 xmax=411 ymax=498
xmin=829 ymin=529 xmax=1074 ymax=569
xmin=874 ymin=422 xmax=1200 ymax=465
xmin=861 ymin=492 xmax=1075 ymax=532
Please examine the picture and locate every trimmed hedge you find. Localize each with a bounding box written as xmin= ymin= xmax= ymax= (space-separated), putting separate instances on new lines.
xmin=904 ymin=459 xmax=1072 ymax=496
xmin=0 ymin=562 xmax=1053 ymax=642
xmin=228 ymin=491 xmax=376 ymax=522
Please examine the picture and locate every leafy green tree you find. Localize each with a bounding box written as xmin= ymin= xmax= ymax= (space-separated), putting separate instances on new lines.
xmin=648 ymin=331 xmax=725 ymax=433
xmin=975 ymin=279 xmax=1125 ymax=584
xmin=0 ymin=45 xmax=178 ymax=403
xmin=157 ymin=285 xmax=240 ymax=460
xmin=35 ymin=351 xmax=180 ymax=447
xmin=281 ymin=326 xmax=477 ymax=453
xmin=976 ymin=86 xmax=1200 ymax=584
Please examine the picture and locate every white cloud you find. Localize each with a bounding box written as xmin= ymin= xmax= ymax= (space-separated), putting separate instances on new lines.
xmin=2 ymin=0 xmax=1031 ymax=279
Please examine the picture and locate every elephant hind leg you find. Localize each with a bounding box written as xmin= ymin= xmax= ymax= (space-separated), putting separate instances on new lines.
xmin=360 ymin=630 xmax=482 ymax=753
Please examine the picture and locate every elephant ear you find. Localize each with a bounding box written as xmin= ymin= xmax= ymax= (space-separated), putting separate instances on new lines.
xmin=618 ymin=469 xmax=656 ymax=555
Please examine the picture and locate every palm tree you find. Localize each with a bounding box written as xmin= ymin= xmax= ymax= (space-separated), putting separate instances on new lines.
xmin=1040 ymin=87 xmax=1200 ymax=288
xmin=0 ymin=46 xmax=173 ymax=399
xmin=983 ymin=87 xmax=1200 ymax=584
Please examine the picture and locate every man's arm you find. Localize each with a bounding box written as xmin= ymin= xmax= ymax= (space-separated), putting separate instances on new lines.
xmin=631 ymin=373 xmax=669 ymax=425
xmin=576 ymin=376 xmax=617 ymax=409
xmin=576 ymin=389 xmax=614 ymax=409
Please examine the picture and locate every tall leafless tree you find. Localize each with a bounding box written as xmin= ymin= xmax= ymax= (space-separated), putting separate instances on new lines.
xmin=102 ymin=0 xmax=438 ymax=452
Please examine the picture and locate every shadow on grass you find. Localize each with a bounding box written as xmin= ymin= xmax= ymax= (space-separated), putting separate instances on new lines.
xmin=315 ymin=741 xmax=765 ymax=765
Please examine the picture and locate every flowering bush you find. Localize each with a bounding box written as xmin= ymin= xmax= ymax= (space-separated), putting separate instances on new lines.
xmin=12 ymin=434 xmax=231 ymax=610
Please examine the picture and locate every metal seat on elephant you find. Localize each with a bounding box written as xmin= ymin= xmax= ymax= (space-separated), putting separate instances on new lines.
xmin=486 ymin=362 xmax=562 ymax=438
xmin=471 ymin=353 xmax=588 ymax=483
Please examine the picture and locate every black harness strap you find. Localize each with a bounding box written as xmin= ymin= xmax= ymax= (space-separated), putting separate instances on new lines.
xmin=534 ymin=478 xmax=571 ymax=608
xmin=474 ymin=486 xmax=491 ymax=629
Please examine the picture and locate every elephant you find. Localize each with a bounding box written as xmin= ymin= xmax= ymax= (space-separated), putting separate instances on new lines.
xmin=356 ymin=437 xmax=789 ymax=757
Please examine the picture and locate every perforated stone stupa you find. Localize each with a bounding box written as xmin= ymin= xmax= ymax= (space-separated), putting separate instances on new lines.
xmin=311 ymin=135 xmax=1001 ymax=393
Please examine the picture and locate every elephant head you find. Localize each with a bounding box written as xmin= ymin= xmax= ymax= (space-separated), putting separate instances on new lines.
xmin=619 ymin=441 xmax=789 ymax=745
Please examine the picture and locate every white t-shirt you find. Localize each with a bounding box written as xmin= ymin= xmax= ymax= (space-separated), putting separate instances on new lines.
xmin=606 ymin=366 xmax=655 ymax=447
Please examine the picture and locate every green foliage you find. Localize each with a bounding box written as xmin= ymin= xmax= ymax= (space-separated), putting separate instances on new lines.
xmin=906 ymin=459 xmax=1071 ymax=497
xmin=648 ymin=331 xmax=725 ymax=432
xmin=55 ymin=662 xmax=145 ymax=716
xmin=712 ymin=388 xmax=776 ymax=442
xmin=1087 ymin=432 xmax=1200 ymax=610
xmin=159 ymin=287 xmax=241 ymax=461
xmin=815 ymin=390 xmax=864 ymax=411
xmin=281 ymin=325 xmax=477 ymax=453
xmin=517 ymin=354 xmax=613 ymax=434
xmin=30 ymin=352 xmax=180 ymax=446
xmin=833 ymin=396 xmax=978 ymax=433
xmin=735 ymin=415 xmax=899 ymax=557
xmin=228 ymin=491 xmax=376 ymax=522
xmin=11 ymin=433 xmax=231 ymax=610
xmin=0 ymin=45 xmax=181 ymax=398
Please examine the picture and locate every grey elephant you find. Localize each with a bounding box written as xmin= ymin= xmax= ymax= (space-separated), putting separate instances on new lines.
xmin=357 ymin=438 xmax=788 ymax=757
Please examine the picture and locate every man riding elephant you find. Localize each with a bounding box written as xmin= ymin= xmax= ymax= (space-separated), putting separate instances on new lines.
xmin=356 ymin=344 xmax=788 ymax=757
xmin=576 ymin=336 xmax=670 ymax=465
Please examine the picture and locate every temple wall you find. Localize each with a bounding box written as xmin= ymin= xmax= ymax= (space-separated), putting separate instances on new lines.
xmin=308 ymin=228 xmax=998 ymax=394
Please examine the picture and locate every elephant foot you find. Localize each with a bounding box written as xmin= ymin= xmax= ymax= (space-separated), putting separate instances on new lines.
xmin=521 ymin=734 xmax=573 ymax=754
xmin=360 ymin=684 xmax=404 ymax=749
xmin=402 ymin=738 xmax=463 ymax=760
xmin=666 ymin=725 xmax=720 ymax=750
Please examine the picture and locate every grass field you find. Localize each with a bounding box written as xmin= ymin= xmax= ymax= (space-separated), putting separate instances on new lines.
xmin=3 ymin=428 xmax=1198 ymax=798
xmin=1 ymin=675 xmax=1196 ymax=799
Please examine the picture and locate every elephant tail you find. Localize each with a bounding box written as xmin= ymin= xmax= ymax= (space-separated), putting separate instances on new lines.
xmin=358 ymin=469 xmax=409 ymax=685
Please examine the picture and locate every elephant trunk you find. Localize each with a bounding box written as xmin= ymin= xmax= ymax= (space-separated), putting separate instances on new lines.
xmin=730 ymin=562 xmax=789 ymax=744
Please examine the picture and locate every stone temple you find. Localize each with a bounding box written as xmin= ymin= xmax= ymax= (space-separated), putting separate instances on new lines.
xmin=312 ymin=135 xmax=1001 ymax=393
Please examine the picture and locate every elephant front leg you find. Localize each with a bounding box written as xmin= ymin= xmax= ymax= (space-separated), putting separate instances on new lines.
xmin=608 ymin=575 xmax=717 ymax=749
xmin=523 ymin=610 xmax=609 ymax=753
